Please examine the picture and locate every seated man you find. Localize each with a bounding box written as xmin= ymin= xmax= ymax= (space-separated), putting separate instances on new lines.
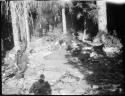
xmin=29 ymin=74 xmax=51 ymax=95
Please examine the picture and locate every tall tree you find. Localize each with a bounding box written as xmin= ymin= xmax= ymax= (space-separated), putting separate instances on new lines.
xmin=24 ymin=1 xmax=30 ymax=49
xmin=62 ymin=7 xmax=67 ymax=35
xmin=60 ymin=0 xmax=73 ymax=35
xmin=97 ymin=0 xmax=107 ymax=33
xmin=10 ymin=1 xmax=20 ymax=51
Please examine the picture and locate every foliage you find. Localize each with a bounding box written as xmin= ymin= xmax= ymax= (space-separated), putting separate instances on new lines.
xmin=1 ymin=1 xmax=11 ymax=21
xmin=68 ymin=1 xmax=98 ymax=24
xmin=86 ymin=2 xmax=98 ymax=24
xmin=66 ymin=37 xmax=123 ymax=95
xmin=27 ymin=1 xmax=62 ymax=34
xmin=48 ymin=27 xmax=62 ymax=40
xmin=1 ymin=1 xmax=62 ymax=38
xmin=65 ymin=29 xmax=123 ymax=95
xmin=102 ymin=33 xmax=123 ymax=49
xmin=92 ymin=30 xmax=123 ymax=52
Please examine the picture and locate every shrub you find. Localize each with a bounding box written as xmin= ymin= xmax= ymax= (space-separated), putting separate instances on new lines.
xmin=102 ymin=33 xmax=122 ymax=49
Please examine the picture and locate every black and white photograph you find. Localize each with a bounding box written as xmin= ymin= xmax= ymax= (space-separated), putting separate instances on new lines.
xmin=1 ymin=0 xmax=125 ymax=95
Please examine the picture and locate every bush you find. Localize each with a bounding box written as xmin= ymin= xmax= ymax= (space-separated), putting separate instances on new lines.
xmin=101 ymin=33 xmax=123 ymax=56
xmin=102 ymin=33 xmax=122 ymax=49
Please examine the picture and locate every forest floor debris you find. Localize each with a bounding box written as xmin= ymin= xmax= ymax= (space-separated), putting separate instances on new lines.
xmin=2 ymin=36 xmax=123 ymax=95
xmin=2 ymin=38 xmax=93 ymax=95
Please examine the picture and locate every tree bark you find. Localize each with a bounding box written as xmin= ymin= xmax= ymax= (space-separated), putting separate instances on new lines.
xmin=24 ymin=1 xmax=30 ymax=48
xmin=82 ymin=18 xmax=88 ymax=41
xmin=10 ymin=1 xmax=20 ymax=51
xmin=97 ymin=0 xmax=107 ymax=33
xmin=62 ymin=8 xmax=67 ymax=35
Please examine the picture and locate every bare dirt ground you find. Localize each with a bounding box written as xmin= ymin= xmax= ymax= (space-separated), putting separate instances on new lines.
xmin=2 ymin=38 xmax=94 ymax=95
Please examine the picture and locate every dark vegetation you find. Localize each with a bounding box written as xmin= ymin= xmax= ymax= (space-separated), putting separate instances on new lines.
xmin=66 ymin=42 xmax=124 ymax=95
xmin=1 ymin=13 xmax=14 ymax=61
xmin=1 ymin=1 xmax=124 ymax=95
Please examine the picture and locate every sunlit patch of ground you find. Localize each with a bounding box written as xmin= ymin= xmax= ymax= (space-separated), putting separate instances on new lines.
xmin=2 ymin=34 xmax=123 ymax=95
xmin=2 ymin=38 xmax=94 ymax=95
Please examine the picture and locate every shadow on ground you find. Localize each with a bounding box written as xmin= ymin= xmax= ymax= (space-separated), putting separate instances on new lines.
xmin=65 ymin=47 xmax=124 ymax=95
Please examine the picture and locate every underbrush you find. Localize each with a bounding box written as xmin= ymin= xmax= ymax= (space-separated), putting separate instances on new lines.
xmin=102 ymin=33 xmax=122 ymax=49
xmin=66 ymin=33 xmax=124 ymax=95
xmin=46 ymin=27 xmax=63 ymax=42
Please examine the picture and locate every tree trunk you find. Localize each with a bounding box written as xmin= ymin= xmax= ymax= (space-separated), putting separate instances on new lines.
xmin=97 ymin=0 xmax=107 ymax=33
xmin=82 ymin=18 xmax=87 ymax=41
xmin=10 ymin=1 xmax=20 ymax=51
xmin=62 ymin=8 xmax=67 ymax=35
xmin=24 ymin=1 xmax=30 ymax=48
